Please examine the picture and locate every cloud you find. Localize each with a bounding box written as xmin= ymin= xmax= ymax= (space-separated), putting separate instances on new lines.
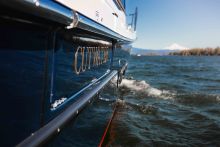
xmin=164 ymin=43 xmax=189 ymax=50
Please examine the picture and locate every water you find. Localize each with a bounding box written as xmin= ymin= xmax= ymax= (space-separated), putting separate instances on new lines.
xmin=49 ymin=55 xmax=220 ymax=146
xmin=107 ymin=56 xmax=220 ymax=146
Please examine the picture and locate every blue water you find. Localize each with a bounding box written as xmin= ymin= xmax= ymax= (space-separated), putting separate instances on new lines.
xmin=107 ymin=56 xmax=220 ymax=146
xmin=49 ymin=55 xmax=220 ymax=146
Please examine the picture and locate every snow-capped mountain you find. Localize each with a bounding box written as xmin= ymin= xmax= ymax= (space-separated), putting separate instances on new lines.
xmin=164 ymin=43 xmax=189 ymax=50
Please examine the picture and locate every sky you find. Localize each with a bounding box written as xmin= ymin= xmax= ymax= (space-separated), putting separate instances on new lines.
xmin=126 ymin=0 xmax=220 ymax=49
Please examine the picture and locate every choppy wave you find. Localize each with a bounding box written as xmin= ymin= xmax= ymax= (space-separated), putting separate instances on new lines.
xmin=175 ymin=93 xmax=220 ymax=105
xmin=114 ymin=98 xmax=158 ymax=115
xmin=117 ymin=78 xmax=175 ymax=99
xmin=111 ymin=77 xmax=220 ymax=105
xmin=107 ymin=56 xmax=220 ymax=146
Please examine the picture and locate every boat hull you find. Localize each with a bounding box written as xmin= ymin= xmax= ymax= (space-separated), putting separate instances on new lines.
xmin=0 ymin=1 xmax=131 ymax=146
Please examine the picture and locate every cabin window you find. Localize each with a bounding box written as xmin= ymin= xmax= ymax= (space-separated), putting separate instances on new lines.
xmin=121 ymin=0 xmax=126 ymax=9
xmin=113 ymin=0 xmax=125 ymax=12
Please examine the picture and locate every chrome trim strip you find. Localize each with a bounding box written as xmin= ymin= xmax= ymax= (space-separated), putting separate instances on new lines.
xmin=72 ymin=37 xmax=112 ymax=46
xmin=0 ymin=0 xmax=74 ymax=26
xmin=17 ymin=70 xmax=118 ymax=147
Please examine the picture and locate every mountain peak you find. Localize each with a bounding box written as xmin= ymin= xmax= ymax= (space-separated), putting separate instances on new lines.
xmin=164 ymin=43 xmax=188 ymax=50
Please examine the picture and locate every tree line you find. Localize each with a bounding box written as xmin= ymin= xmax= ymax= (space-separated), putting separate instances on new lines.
xmin=169 ymin=47 xmax=220 ymax=56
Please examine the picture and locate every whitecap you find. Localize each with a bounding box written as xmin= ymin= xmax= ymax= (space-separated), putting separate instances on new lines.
xmin=114 ymin=78 xmax=175 ymax=99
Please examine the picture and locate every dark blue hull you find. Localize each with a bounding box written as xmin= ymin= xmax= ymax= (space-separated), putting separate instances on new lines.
xmin=0 ymin=3 xmax=129 ymax=146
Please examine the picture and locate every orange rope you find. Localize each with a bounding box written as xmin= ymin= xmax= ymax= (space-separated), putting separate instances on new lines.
xmin=98 ymin=104 xmax=118 ymax=147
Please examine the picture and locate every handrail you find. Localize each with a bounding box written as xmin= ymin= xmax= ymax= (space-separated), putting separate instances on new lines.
xmin=17 ymin=70 xmax=118 ymax=147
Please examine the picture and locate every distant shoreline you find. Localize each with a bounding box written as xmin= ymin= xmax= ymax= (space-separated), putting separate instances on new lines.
xmin=169 ymin=47 xmax=220 ymax=56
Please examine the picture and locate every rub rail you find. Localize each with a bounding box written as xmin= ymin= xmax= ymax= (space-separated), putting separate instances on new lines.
xmin=17 ymin=70 xmax=118 ymax=147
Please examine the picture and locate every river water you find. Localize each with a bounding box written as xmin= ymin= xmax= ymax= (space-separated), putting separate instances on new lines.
xmin=49 ymin=55 xmax=220 ymax=147
xmin=107 ymin=56 xmax=220 ymax=146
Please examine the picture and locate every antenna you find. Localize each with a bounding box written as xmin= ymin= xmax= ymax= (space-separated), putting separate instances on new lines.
xmin=134 ymin=7 xmax=138 ymax=31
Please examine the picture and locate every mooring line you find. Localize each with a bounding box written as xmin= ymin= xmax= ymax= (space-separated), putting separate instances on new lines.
xmin=98 ymin=103 xmax=118 ymax=147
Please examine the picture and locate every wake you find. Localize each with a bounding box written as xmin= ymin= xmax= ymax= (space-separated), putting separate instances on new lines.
xmin=109 ymin=77 xmax=220 ymax=104
xmin=118 ymin=78 xmax=175 ymax=99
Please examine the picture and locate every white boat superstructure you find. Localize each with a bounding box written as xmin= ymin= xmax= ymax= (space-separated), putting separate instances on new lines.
xmin=56 ymin=0 xmax=137 ymax=41
xmin=0 ymin=0 xmax=137 ymax=44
